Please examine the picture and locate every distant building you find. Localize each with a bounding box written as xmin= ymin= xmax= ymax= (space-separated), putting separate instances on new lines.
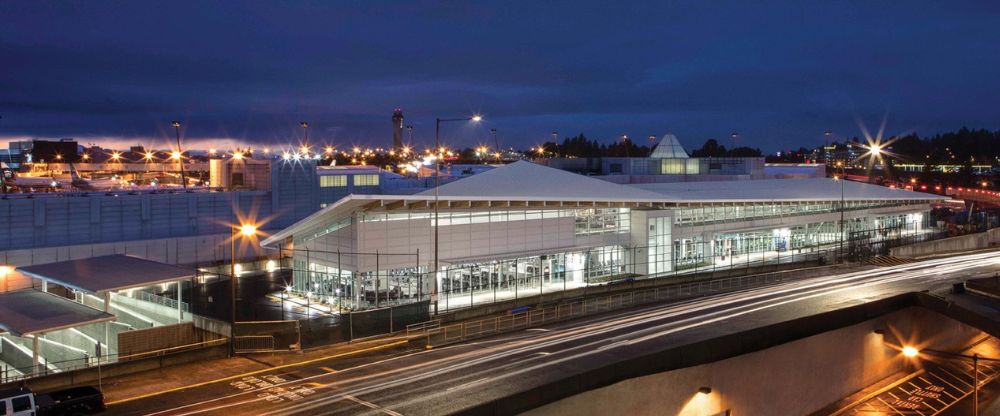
xmin=541 ymin=134 xmax=766 ymax=183
xmin=392 ymin=108 xmax=404 ymax=149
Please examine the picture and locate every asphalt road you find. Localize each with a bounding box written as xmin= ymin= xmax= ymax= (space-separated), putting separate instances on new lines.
xmin=111 ymin=251 xmax=1000 ymax=416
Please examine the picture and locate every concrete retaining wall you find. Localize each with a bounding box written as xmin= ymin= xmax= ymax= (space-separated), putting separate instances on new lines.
xmin=0 ymin=342 xmax=228 ymax=393
xmin=891 ymin=228 xmax=1000 ymax=258
xmin=523 ymin=303 xmax=981 ymax=416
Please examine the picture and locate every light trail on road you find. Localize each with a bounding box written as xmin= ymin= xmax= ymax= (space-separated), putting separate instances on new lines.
xmin=131 ymin=251 xmax=1000 ymax=416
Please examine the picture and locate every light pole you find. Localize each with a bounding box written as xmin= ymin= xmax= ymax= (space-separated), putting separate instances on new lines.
xmin=836 ymin=161 xmax=845 ymax=262
xmin=491 ymin=128 xmax=499 ymax=161
xmin=904 ymin=346 xmax=993 ymax=416
xmin=433 ymin=115 xmax=482 ymax=314
xmin=406 ymin=125 xmax=414 ymax=148
xmin=230 ymin=222 xmax=256 ymax=356
xmin=171 ymin=121 xmax=186 ymax=188
xmin=300 ymin=121 xmax=309 ymax=144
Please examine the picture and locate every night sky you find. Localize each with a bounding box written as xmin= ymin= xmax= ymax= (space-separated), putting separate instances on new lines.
xmin=3 ymin=2 xmax=1000 ymax=153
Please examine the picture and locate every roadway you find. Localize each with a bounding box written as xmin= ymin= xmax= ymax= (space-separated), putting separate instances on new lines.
xmin=110 ymin=251 xmax=1000 ymax=416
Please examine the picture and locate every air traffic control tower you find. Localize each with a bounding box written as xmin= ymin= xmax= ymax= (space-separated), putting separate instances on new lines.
xmin=392 ymin=108 xmax=404 ymax=149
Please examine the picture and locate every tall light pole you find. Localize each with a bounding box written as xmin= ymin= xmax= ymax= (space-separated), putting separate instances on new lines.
xmin=836 ymin=161 xmax=845 ymax=262
xmin=406 ymin=125 xmax=414 ymax=148
xmin=230 ymin=222 xmax=256 ymax=356
xmin=432 ymin=114 xmax=482 ymax=314
xmin=171 ymin=121 xmax=186 ymax=188
xmin=300 ymin=121 xmax=309 ymax=146
xmin=491 ymin=128 xmax=499 ymax=161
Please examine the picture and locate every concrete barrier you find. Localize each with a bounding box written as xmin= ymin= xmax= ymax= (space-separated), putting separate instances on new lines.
xmin=0 ymin=341 xmax=228 ymax=393
xmin=891 ymin=228 xmax=1000 ymax=258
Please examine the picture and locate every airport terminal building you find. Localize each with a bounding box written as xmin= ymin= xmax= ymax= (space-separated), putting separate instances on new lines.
xmin=263 ymin=161 xmax=943 ymax=311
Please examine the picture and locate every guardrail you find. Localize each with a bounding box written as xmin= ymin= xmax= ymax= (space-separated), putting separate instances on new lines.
xmin=421 ymin=268 xmax=813 ymax=348
xmin=130 ymin=290 xmax=190 ymax=312
xmin=405 ymin=320 xmax=440 ymax=336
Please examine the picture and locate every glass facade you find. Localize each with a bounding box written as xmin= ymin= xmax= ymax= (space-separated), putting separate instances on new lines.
xmin=360 ymin=208 xmax=630 ymax=236
xmin=673 ymin=200 xmax=921 ymax=227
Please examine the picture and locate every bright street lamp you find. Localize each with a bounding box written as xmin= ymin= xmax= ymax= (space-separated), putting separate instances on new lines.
xmin=432 ymin=114 xmax=483 ymax=314
xmin=0 ymin=265 xmax=11 ymax=292
xmin=171 ymin=121 xmax=187 ymax=188
xmin=902 ymin=346 xmax=919 ymax=357
xmin=230 ymin=222 xmax=257 ymax=356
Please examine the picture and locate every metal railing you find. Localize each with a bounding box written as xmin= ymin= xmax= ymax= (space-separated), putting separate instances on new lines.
xmin=234 ymin=335 xmax=276 ymax=353
xmin=420 ymin=267 xmax=819 ymax=348
xmin=405 ymin=320 xmax=440 ymax=336
xmin=127 ymin=290 xmax=190 ymax=312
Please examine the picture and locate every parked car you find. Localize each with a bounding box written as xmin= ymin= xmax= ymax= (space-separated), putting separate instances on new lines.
xmin=0 ymin=385 xmax=105 ymax=415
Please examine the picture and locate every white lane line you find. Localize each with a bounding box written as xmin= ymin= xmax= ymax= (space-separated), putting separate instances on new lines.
xmin=343 ymin=394 xmax=403 ymax=416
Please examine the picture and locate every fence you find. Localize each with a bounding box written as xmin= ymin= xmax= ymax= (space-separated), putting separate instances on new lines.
xmin=418 ymin=267 xmax=827 ymax=348
xmin=233 ymin=320 xmax=301 ymax=353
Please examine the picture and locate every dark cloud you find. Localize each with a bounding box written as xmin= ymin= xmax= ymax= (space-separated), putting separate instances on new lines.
xmin=2 ymin=1 xmax=1000 ymax=152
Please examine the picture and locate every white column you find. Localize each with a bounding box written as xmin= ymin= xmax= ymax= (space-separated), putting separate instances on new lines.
xmin=177 ymin=280 xmax=183 ymax=322
xmin=41 ymin=279 xmax=48 ymax=293
xmin=31 ymin=335 xmax=39 ymax=375
xmin=102 ymin=292 xmax=110 ymax=313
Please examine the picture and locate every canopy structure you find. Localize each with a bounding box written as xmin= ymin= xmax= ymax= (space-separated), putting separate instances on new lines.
xmin=18 ymin=254 xmax=196 ymax=294
xmin=0 ymin=290 xmax=114 ymax=336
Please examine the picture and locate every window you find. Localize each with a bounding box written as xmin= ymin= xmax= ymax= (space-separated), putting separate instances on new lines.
xmin=12 ymin=395 xmax=32 ymax=412
xmin=353 ymin=174 xmax=379 ymax=187
xmin=320 ymin=175 xmax=347 ymax=187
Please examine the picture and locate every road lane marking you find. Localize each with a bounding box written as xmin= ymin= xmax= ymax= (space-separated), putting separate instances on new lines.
xmin=106 ymin=339 xmax=409 ymax=405
xmin=343 ymin=394 xmax=403 ymax=416
xmin=139 ymin=252 xmax=1000 ymax=415
xmin=319 ymin=366 xmax=338 ymax=373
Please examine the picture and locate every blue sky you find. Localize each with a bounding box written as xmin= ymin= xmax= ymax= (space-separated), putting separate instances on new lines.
xmin=3 ymin=1 xmax=1000 ymax=152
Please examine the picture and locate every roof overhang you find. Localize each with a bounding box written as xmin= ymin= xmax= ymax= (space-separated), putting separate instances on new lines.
xmin=0 ymin=290 xmax=115 ymax=336
xmin=18 ymin=255 xmax=196 ymax=294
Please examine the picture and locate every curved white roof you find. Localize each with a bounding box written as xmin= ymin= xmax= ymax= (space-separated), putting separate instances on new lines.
xmin=417 ymin=160 xmax=665 ymax=201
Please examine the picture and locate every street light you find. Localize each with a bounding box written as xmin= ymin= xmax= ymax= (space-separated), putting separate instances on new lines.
xmin=432 ymin=114 xmax=483 ymax=314
xmin=171 ymin=121 xmax=187 ymax=189
xmin=0 ymin=265 xmax=11 ymax=292
xmin=230 ymin=222 xmax=257 ymax=356
xmin=835 ymin=161 xmax=846 ymax=262
xmin=902 ymin=345 xmax=993 ymax=415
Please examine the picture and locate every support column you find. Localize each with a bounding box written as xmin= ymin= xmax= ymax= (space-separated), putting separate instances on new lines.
xmin=177 ymin=280 xmax=183 ymax=323
xmin=30 ymin=335 xmax=39 ymax=375
xmin=41 ymin=279 xmax=48 ymax=293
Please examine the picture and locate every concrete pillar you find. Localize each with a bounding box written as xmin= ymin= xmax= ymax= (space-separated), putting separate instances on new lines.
xmin=41 ymin=279 xmax=47 ymax=293
xmin=31 ymin=335 xmax=39 ymax=375
xmin=102 ymin=292 xmax=110 ymax=313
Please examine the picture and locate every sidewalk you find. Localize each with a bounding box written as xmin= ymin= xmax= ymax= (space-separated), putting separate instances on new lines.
xmin=101 ymin=335 xmax=414 ymax=405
